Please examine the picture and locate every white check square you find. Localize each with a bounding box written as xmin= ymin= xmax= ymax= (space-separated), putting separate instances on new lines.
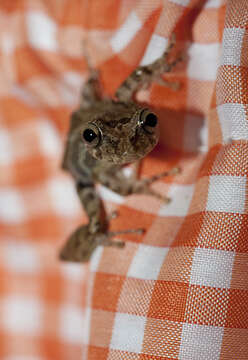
xmin=0 ymin=189 xmax=26 ymax=223
xmin=222 ymin=27 xmax=245 ymax=66
xmin=183 ymin=114 xmax=208 ymax=152
xmin=159 ymin=184 xmax=194 ymax=217
xmin=204 ymin=0 xmax=222 ymax=8
xmin=190 ymin=248 xmax=235 ymax=288
xmin=60 ymin=305 xmax=84 ymax=344
xmin=98 ymin=185 xmax=124 ymax=204
xmin=0 ymin=128 xmax=14 ymax=165
xmin=111 ymin=313 xmax=146 ymax=353
xmin=128 ymin=244 xmax=168 ymax=280
xmin=61 ymin=262 xmax=86 ymax=281
xmin=38 ymin=119 xmax=62 ymax=157
xmin=207 ymin=175 xmax=246 ymax=214
xmin=4 ymin=242 xmax=40 ymax=274
xmin=47 ymin=177 xmax=80 ymax=216
xmin=187 ymin=43 xmax=220 ymax=81
xmin=27 ymin=11 xmax=58 ymax=51
xmin=2 ymin=296 xmax=42 ymax=335
xmin=179 ymin=323 xmax=223 ymax=360
xmin=82 ymin=307 xmax=91 ymax=346
xmin=141 ymin=34 xmax=167 ymax=66
xmin=169 ymin=0 xmax=191 ymax=5
xmin=111 ymin=11 xmax=142 ymax=53
xmin=90 ymin=246 xmax=103 ymax=272
xmin=217 ymin=103 xmax=248 ymax=142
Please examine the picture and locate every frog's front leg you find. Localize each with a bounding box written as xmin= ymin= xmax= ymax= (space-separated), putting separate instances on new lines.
xmin=76 ymin=182 xmax=105 ymax=234
xmin=80 ymin=44 xmax=102 ymax=108
xmin=115 ymin=34 xmax=181 ymax=102
xmin=80 ymin=70 xmax=101 ymax=108
xmin=130 ymin=167 xmax=180 ymax=202
xmin=99 ymin=167 xmax=180 ymax=202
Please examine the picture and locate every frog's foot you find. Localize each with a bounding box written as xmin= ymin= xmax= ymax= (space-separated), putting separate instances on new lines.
xmin=100 ymin=211 xmax=144 ymax=247
xmin=107 ymin=210 xmax=119 ymax=221
xmin=156 ymin=78 xmax=180 ymax=91
xmin=89 ymin=217 xmax=102 ymax=234
xmin=80 ymin=40 xmax=102 ymax=107
xmin=152 ymin=35 xmax=183 ymax=91
xmin=59 ymin=225 xmax=91 ymax=262
xmin=115 ymin=34 xmax=182 ymax=102
xmin=99 ymin=228 xmax=145 ymax=248
xmin=59 ymin=225 xmax=145 ymax=263
xmin=132 ymin=167 xmax=180 ymax=203
xmin=142 ymin=167 xmax=181 ymax=185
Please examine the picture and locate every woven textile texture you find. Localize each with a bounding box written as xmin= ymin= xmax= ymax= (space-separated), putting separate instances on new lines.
xmin=0 ymin=0 xmax=248 ymax=359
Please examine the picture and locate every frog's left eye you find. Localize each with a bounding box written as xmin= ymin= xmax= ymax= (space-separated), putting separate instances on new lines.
xmin=81 ymin=124 xmax=101 ymax=147
xmin=140 ymin=110 xmax=158 ymax=134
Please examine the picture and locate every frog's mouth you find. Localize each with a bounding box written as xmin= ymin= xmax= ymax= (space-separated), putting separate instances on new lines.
xmin=105 ymin=129 xmax=159 ymax=165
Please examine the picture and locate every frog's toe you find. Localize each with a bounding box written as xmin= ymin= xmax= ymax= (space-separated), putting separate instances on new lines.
xmin=108 ymin=210 xmax=119 ymax=220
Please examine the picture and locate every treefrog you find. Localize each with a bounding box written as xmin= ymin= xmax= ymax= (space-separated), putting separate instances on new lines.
xmin=60 ymin=36 xmax=180 ymax=262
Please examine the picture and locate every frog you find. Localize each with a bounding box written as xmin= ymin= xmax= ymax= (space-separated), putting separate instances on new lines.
xmin=59 ymin=35 xmax=181 ymax=262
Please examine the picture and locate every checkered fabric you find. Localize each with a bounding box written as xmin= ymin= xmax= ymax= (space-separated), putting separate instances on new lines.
xmin=0 ymin=0 xmax=247 ymax=359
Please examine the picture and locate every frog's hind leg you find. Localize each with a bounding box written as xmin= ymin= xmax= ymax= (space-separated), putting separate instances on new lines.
xmin=80 ymin=41 xmax=102 ymax=108
xmin=115 ymin=34 xmax=182 ymax=102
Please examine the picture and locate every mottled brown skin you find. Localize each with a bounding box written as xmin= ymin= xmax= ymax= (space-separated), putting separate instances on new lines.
xmin=60 ymin=35 xmax=181 ymax=263
xmin=62 ymin=101 xmax=159 ymax=171
xmin=60 ymin=225 xmax=124 ymax=263
xmin=60 ymin=215 xmax=144 ymax=263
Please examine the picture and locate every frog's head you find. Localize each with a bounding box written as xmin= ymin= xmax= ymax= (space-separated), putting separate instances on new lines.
xmin=76 ymin=101 xmax=159 ymax=164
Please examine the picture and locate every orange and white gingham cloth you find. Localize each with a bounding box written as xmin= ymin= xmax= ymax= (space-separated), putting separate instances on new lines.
xmin=0 ymin=0 xmax=247 ymax=359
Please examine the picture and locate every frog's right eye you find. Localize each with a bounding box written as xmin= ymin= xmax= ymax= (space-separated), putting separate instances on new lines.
xmin=81 ymin=124 xmax=101 ymax=147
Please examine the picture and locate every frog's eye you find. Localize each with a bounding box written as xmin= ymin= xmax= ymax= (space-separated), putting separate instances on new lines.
xmin=81 ymin=124 xmax=101 ymax=146
xmin=140 ymin=111 xmax=158 ymax=134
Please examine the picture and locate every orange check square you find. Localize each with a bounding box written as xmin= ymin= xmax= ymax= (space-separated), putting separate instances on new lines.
xmin=88 ymin=346 xmax=109 ymax=360
xmin=92 ymin=273 xmax=125 ymax=312
xmin=226 ymin=289 xmax=248 ymax=328
xmin=148 ymin=281 xmax=188 ymax=322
